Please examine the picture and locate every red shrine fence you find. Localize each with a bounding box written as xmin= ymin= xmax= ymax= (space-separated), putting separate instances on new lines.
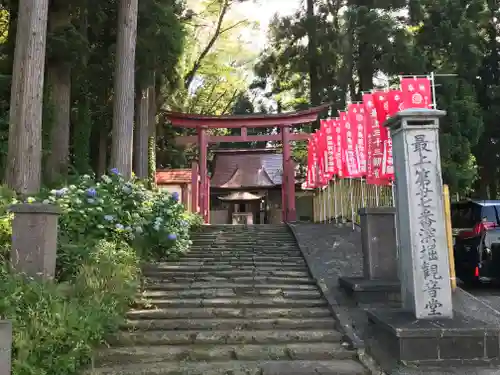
xmin=307 ymin=76 xmax=433 ymax=224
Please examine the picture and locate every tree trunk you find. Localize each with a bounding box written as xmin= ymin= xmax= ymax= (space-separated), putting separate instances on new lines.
xmin=45 ymin=3 xmax=72 ymax=183
xmin=489 ymin=178 xmax=498 ymax=200
xmin=355 ymin=2 xmax=375 ymax=96
xmin=306 ymin=0 xmax=320 ymax=106
xmin=46 ymin=63 xmax=71 ymax=182
xmin=73 ymin=1 xmax=92 ymax=174
xmin=133 ymin=84 xmax=149 ymax=179
xmin=97 ymin=127 xmax=108 ymax=177
xmin=5 ymin=0 xmax=49 ymax=195
xmin=111 ymin=0 xmax=138 ymax=179
xmin=148 ymin=81 xmax=157 ymax=187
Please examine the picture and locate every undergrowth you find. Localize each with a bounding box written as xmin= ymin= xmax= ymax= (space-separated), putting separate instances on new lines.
xmin=0 ymin=170 xmax=202 ymax=375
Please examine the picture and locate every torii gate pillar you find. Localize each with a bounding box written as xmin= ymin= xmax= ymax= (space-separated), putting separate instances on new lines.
xmin=281 ymin=125 xmax=296 ymax=222
xmin=198 ymin=127 xmax=208 ymax=223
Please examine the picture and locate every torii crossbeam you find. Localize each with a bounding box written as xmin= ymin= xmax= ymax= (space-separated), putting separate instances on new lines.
xmin=166 ymin=104 xmax=329 ymax=223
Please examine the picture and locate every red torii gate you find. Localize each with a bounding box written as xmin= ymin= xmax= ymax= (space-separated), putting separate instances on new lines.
xmin=166 ymin=104 xmax=328 ymax=223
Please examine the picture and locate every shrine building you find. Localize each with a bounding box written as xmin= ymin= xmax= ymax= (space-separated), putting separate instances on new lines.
xmin=164 ymin=105 xmax=328 ymax=224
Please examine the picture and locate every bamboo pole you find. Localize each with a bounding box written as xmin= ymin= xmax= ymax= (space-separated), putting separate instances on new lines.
xmin=443 ymin=184 xmax=457 ymax=291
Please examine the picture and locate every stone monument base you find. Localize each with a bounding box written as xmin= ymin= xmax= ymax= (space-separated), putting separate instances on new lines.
xmin=0 ymin=320 xmax=11 ymax=375
xmin=338 ymin=276 xmax=401 ymax=306
xmin=365 ymin=308 xmax=500 ymax=372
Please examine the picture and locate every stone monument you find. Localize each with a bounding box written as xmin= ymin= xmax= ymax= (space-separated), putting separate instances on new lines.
xmin=10 ymin=203 xmax=61 ymax=280
xmin=339 ymin=207 xmax=400 ymax=306
xmin=365 ymin=108 xmax=500 ymax=371
xmin=0 ymin=320 xmax=11 ymax=375
xmin=391 ymin=108 xmax=452 ymax=319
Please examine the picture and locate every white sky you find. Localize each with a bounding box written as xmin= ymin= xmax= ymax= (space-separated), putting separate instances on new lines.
xmin=231 ymin=0 xmax=302 ymax=50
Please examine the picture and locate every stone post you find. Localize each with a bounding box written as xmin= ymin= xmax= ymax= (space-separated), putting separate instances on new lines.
xmin=0 ymin=321 xmax=11 ymax=375
xmin=10 ymin=203 xmax=61 ymax=281
xmin=359 ymin=207 xmax=398 ymax=280
xmin=338 ymin=206 xmax=400 ymax=306
xmin=385 ymin=108 xmax=452 ymax=320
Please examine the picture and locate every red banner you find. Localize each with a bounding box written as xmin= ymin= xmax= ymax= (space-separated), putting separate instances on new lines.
xmin=340 ymin=111 xmax=360 ymax=178
xmin=314 ymin=131 xmax=328 ymax=186
xmin=381 ymin=90 xmax=401 ymax=180
xmin=321 ymin=119 xmax=336 ymax=178
xmin=363 ymin=93 xmax=386 ymax=185
xmin=387 ymin=89 xmax=404 ymax=114
xmin=306 ymin=138 xmax=316 ymax=188
xmin=348 ymin=103 xmax=366 ymax=175
xmin=332 ymin=118 xmax=344 ymax=178
xmin=400 ymin=77 xmax=432 ymax=109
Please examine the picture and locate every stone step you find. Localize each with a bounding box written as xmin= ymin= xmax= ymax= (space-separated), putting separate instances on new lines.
xmin=188 ymin=245 xmax=299 ymax=250
xmin=110 ymin=329 xmax=343 ymax=346
xmin=133 ymin=297 xmax=328 ymax=308
xmin=126 ymin=306 xmax=333 ymax=319
xmin=96 ymin=342 xmax=355 ymax=366
xmin=137 ymin=288 xmax=322 ymax=299
xmin=194 ymin=239 xmax=295 ymax=242
xmin=162 ymin=256 xmax=306 ymax=263
xmin=183 ymin=252 xmax=303 ymax=258
xmin=183 ymin=251 xmax=302 ymax=256
xmin=144 ymin=276 xmax=316 ymax=285
xmin=142 ymin=282 xmax=319 ymax=291
xmin=195 ymin=236 xmax=295 ymax=238
xmin=194 ymin=236 xmax=295 ymax=239
xmin=190 ymin=242 xmax=297 ymax=245
xmin=198 ymin=242 xmax=298 ymax=245
xmin=122 ymin=317 xmax=335 ymax=331
xmin=142 ymin=270 xmax=311 ymax=278
xmin=182 ymin=248 xmax=300 ymax=253
xmin=147 ymin=260 xmax=307 ymax=267
xmin=143 ymin=264 xmax=308 ymax=272
xmin=87 ymin=359 xmax=366 ymax=375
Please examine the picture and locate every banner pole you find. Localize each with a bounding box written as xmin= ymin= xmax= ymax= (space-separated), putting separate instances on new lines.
xmin=350 ymin=178 xmax=354 ymax=230
xmin=334 ymin=177 xmax=338 ymax=224
xmin=323 ymin=185 xmax=327 ymax=223
xmin=327 ymin=182 xmax=331 ymax=223
xmin=340 ymin=178 xmax=344 ymax=224
xmin=430 ymin=71 xmax=437 ymax=109
xmin=361 ymin=177 xmax=366 ymax=208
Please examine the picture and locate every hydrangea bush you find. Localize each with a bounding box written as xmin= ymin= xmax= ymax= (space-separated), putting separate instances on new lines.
xmin=143 ymin=191 xmax=194 ymax=260
xmin=37 ymin=169 xmax=202 ymax=267
xmin=0 ymin=170 xmax=202 ymax=375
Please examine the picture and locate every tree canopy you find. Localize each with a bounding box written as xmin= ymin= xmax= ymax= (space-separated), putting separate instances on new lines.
xmin=0 ymin=0 xmax=498 ymax=196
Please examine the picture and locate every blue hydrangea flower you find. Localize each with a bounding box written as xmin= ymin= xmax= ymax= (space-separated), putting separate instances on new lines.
xmin=104 ymin=215 xmax=114 ymax=222
xmin=115 ymin=223 xmax=124 ymax=230
xmin=86 ymin=188 xmax=97 ymax=197
xmin=55 ymin=188 xmax=67 ymax=197
xmin=110 ymin=168 xmax=120 ymax=175
xmin=167 ymin=233 xmax=177 ymax=240
xmin=172 ymin=192 xmax=179 ymax=202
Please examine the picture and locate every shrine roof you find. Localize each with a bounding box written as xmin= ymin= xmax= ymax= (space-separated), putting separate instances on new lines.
xmin=166 ymin=104 xmax=330 ymax=128
xmin=218 ymin=191 xmax=263 ymax=201
xmin=211 ymin=150 xmax=296 ymax=188
xmin=156 ymin=169 xmax=192 ymax=184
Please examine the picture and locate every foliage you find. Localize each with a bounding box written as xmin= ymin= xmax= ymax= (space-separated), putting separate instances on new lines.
xmin=0 ymin=239 xmax=138 ymax=375
xmin=0 ymin=184 xmax=14 ymax=259
xmin=0 ymin=172 xmax=201 ymax=375
xmin=253 ymin=0 xmax=494 ymax=195
xmin=27 ymin=170 xmax=201 ymax=279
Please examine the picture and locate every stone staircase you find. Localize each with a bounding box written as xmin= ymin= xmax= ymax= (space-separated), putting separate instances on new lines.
xmin=90 ymin=225 xmax=367 ymax=374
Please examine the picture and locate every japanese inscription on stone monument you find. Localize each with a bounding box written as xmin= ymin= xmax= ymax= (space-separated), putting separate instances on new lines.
xmin=409 ymin=131 xmax=451 ymax=318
